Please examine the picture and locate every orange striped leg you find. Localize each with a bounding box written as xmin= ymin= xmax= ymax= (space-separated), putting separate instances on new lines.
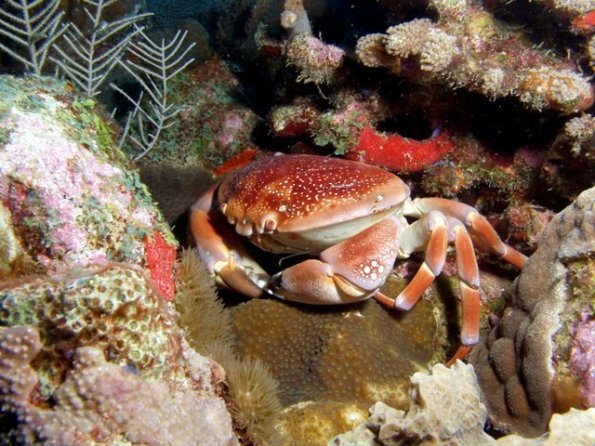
xmin=375 ymin=211 xmax=449 ymax=311
xmin=412 ymin=198 xmax=527 ymax=269
xmin=467 ymin=212 xmax=528 ymax=268
xmin=445 ymin=221 xmax=481 ymax=366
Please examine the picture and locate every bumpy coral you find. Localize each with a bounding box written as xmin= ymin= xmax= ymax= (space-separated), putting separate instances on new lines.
xmin=469 ymin=186 xmax=595 ymax=437
xmin=0 ymin=326 xmax=238 ymax=446
xmin=0 ymin=264 xmax=180 ymax=399
xmin=330 ymin=361 xmax=496 ymax=446
xmin=495 ymin=408 xmax=595 ymax=445
xmin=0 ymin=75 xmax=176 ymax=295
xmin=285 ymin=34 xmax=345 ymax=85
xmin=356 ymin=0 xmax=593 ymax=113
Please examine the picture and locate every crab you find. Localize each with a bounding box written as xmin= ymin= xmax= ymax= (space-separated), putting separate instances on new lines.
xmin=190 ymin=154 xmax=527 ymax=362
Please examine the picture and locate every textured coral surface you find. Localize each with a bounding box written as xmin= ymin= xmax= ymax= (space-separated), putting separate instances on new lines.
xmin=330 ymin=361 xmax=497 ymax=446
xmin=0 ymin=325 xmax=238 ymax=446
xmin=470 ymin=187 xmax=595 ymax=436
xmin=0 ymin=76 xmax=175 ymax=292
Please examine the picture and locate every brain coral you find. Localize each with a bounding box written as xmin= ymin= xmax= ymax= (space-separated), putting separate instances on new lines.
xmin=469 ymin=186 xmax=595 ymax=437
xmin=0 ymin=264 xmax=182 ymax=399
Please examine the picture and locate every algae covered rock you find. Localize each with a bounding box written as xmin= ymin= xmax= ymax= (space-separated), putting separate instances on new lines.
xmin=0 ymin=75 xmax=175 ymax=297
xmin=469 ymin=186 xmax=595 ymax=437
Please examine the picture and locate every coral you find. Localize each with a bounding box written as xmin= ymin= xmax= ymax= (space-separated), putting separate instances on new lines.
xmin=496 ymin=408 xmax=595 ymax=445
xmin=174 ymin=249 xmax=285 ymax=445
xmin=175 ymin=249 xmax=235 ymax=355
xmin=356 ymin=0 xmax=594 ymax=113
xmin=225 ymin=355 xmax=284 ymax=446
xmin=346 ymin=125 xmax=455 ymax=172
xmin=0 ymin=0 xmax=68 ymax=74
xmin=0 ymin=325 xmax=239 ymax=446
xmin=0 ymin=75 xmax=176 ymax=292
xmin=144 ymin=231 xmax=177 ymax=301
xmin=141 ymin=56 xmax=261 ymax=170
xmin=284 ymin=34 xmax=345 ymax=85
xmin=330 ymin=361 xmax=497 ymax=446
xmin=469 ymin=186 xmax=595 ymax=436
xmin=281 ymin=0 xmax=312 ymax=37
xmin=0 ymin=264 xmax=182 ymax=399
xmin=113 ymin=27 xmax=196 ymax=161
xmin=539 ymin=114 xmax=595 ymax=202
xmin=279 ymin=401 xmax=368 ymax=446
xmin=230 ymin=281 xmax=440 ymax=410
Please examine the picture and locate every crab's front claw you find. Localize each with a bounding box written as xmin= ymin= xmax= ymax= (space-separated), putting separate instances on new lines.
xmin=267 ymin=218 xmax=402 ymax=305
xmin=190 ymin=188 xmax=269 ymax=298
xmin=268 ymin=259 xmax=373 ymax=304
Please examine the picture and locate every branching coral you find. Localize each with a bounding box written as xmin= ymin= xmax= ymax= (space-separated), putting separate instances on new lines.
xmin=356 ymin=0 xmax=593 ymax=113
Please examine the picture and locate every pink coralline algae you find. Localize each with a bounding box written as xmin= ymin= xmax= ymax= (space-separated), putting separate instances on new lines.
xmin=570 ymin=312 xmax=595 ymax=407
xmin=0 ymin=75 xmax=176 ymax=293
xmin=0 ymin=326 xmax=238 ymax=446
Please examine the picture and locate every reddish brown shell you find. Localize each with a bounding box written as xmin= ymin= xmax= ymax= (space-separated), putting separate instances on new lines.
xmin=218 ymin=154 xmax=410 ymax=233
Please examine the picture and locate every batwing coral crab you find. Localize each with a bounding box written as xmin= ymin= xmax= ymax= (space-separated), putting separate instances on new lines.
xmin=190 ymin=154 xmax=527 ymax=362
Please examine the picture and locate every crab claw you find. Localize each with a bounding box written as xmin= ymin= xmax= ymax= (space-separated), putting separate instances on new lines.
xmin=267 ymin=217 xmax=402 ymax=305
xmin=190 ymin=186 xmax=270 ymax=298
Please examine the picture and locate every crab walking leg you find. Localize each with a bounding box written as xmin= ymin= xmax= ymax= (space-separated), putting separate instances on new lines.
xmin=411 ymin=198 xmax=528 ymax=268
xmin=445 ymin=219 xmax=482 ymax=366
xmin=375 ymin=211 xmax=449 ymax=311
xmin=269 ymin=217 xmax=402 ymax=305
xmin=190 ymin=185 xmax=269 ymax=298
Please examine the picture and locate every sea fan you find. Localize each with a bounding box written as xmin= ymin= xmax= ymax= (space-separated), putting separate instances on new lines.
xmin=51 ymin=0 xmax=151 ymax=97
xmin=0 ymin=0 xmax=68 ymax=74
xmin=112 ymin=26 xmax=195 ymax=161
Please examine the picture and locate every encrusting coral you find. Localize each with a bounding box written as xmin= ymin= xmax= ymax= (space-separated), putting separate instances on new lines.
xmin=0 ymin=325 xmax=239 ymax=446
xmin=355 ymin=0 xmax=593 ymax=113
xmin=0 ymin=264 xmax=183 ymax=399
xmin=469 ymin=186 xmax=595 ymax=437
xmin=0 ymin=75 xmax=177 ymax=298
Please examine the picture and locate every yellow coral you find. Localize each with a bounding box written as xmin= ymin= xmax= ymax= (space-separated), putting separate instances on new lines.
xmin=230 ymin=283 xmax=438 ymax=410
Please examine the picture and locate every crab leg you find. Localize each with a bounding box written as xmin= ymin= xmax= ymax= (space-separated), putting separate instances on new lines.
xmin=190 ymin=185 xmax=269 ymax=298
xmin=411 ymin=198 xmax=528 ymax=268
xmin=445 ymin=219 xmax=481 ymax=365
xmin=375 ymin=211 xmax=449 ymax=310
